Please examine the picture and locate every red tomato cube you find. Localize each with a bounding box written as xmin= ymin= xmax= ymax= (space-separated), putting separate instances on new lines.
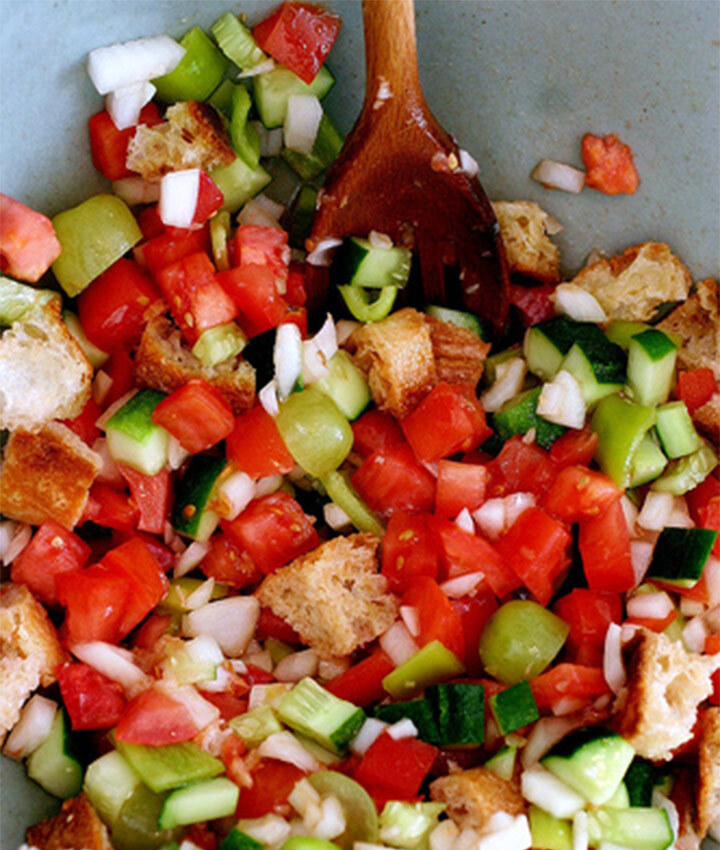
xmin=543 ymin=465 xmax=623 ymax=523
xmin=352 ymin=409 xmax=405 ymax=459
xmin=193 ymin=171 xmax=224 ymax=223
xmin=200 ymin=533 xmax=263 ymax=590
xmin=381 ymin=511 xmax=440 ymax=592
xmin=217 ymin=263 xmax=288 ymax=338
xmin=436 ymin=460 xmax=488 ymax=518
xmin=137 ymin=225 xmax=211 ymax=277
xmin=326 ymin=650 xmax=395 ymax=708
xmin=117 ymin=466 xmax=172 ymax=535
xmin=88 ymin=104 xmax=162 ymax=181
xmin=115 ymin=687 xmax=198 ymax=745
xmin=486 ymin=435 xmax=557 ymax=499
xmin=353 ymin=732 xmax=437 ymax=799
xmin=578 ymin=499 xmax=635 ymax=593
xmin=401 ymin=576 xmax=465 ymax=660
xmin=0 ymin=194 xmax=61 ymax=283
xmin=225 ymin=404 xmax=295 ymax=480
xmin=56 ymin=565 xmax=132 ymax=644
xmin=552 ymin=588 xmax=622 ymax=652
xmin=152 ymin=379 xmax=235 ymax=454
xmin=58 ymin=662 xmax=126 ymax=731
xmin=233 ymin=225 xmax=290 ymax=291
xmin=352 ymin=442 xmax=436 ymax=517
xmin=401 ymin=382 xmax=483 ymax=463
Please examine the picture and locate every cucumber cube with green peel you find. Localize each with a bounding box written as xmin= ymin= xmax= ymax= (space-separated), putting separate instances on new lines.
xmin=646 ymin=526 xmax=718 ymax=588
xmin=627 ymin=329 xmax=677 ymax=406
xmin=191 ymin=321 xmax=247 ymax=368
xmin=427 ymin=682 xmax=485 ymax=745
xmin=628 ymin=433 xmax=668 ymax=487
xmin=229 ymin=705 xmax=283 ymax=748
xmin=374 ymin=698 xmax=440 ymax=743
xmin=158 ymin=776 xmax=239 ymax=829
xmin=484 ymin=745 xmax=517 ymax=781
xmin=560 ymin=336 xmax=626 ymax=405
xmin=26 ymin=710 xmax=82 ymax=800
xmin=315 ymin=350 xmax=371 ymax=420
xmin=171 ymin=454 xmax=227 ymax=541
xmin=331 ymin=236 xmax=412 ymax=289
xmin=651 ymin=439 xmax=719 ymax=494
xmin=282 ymin=113 xmax=344 ymax=181
xmin=604 ymin=319 xmax=652 ymax=350
xmin=83 ymin=750 xmax=142 ymax=827
xmin=253 ymin=64 xmax=335 ymax=129
xmin=523 ymin=316 xmax=603 ymax=381
xmin=210 ymin=157 xmax=271 ymax=213
xmin=622 ymin=758 xmax=655 ymax=807
xmin=587 ymin=807 xmax=673 ymax=850
xmin=492 ymin=386 xmax=566 ymax=449
xmin=105 ymin=389 xmax=169 ymax=476
xmin=488 ymin=681 xmax=539 ymax=735
xmin=655 ymin=401 xmax=702 ymax=458
xmin=221 ymin=830 xmax=265 ymax=850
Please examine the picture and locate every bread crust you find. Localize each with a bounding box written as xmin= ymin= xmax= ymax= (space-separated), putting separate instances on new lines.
xmin=426 ymin=315 xmax=491 ymax=391
xmin=429 ymin=766 xmax=526 ymax=829
xmin=697 ymin=707 xmax=720 ymax=838
xmin=492 ymin=200 xmax=561 ymax=284
xmin=26 ymin=794 xmax=113 ymax=850
xmin=657 ymin=278 xmax=719 ymax=380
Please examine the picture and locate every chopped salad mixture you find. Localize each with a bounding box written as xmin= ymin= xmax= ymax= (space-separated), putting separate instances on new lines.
xmin=0 ymin=5 xmax=718 ymax=850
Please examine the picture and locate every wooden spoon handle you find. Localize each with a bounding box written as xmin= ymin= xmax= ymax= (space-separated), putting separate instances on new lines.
xmin=361 ymin=0 xmax=423 ymax=111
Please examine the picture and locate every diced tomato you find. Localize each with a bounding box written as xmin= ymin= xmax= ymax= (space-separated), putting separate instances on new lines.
xmin=428 ymin=516 xmax=519 ymax=598
xmin=235 ymin=759 xmax=307 ymax=817
xmin=112 ymin=529 xmax=176 ymax=573
xmin=655 ymin=572 xmax=710 ymax=604
xmin=686 ymin=474 xmax=720 ymax=523
xmin=256 ymin=607 xmax=302 ymax=645
xmin=572 ymin=643 xmax=604 ymax=668
xmin=495 ymin=507 xmax=572 ymax=605
xmin=285 ymin=262 xmax=307 ymax=307
xmin=60 ymin=397 xmax=103 ymax=446
xmin=194 ymin=171 xmax=224 ymax=223
xmin=486 ymin=435 xmax=556 ymax=499
xmin=0 ymin=194 xmax=61 ymax=282
xmin=326 ymin=650 xmax=395 ymax=708
xmin=138 ymin=226 xmax=211 ymax=277
xmin=578 ymin=499 xmax=635 ymax=593
xmin=509 ymin=283 xmax=556 ymax=325
xmin=102 ymin=350 xmax=135 ymax=407
xmin=543 ymin=465 xmax=623 ymax=523
xmin=87 ymin=104 xmax=162 ymax=181
xmin=57 ymin=662 xmax=125 ymax=731
xmin=352 ymin=443 xmax=436 ymax=517
xmin=82 ymin=483 xmax=139 ymax=531
xmin=133 ymin=613 xmax=173 ymax=650
xmin=204 ymin=691 xmax=249 ymax=722
xmin=436 ymin=461 xmax=488 ymax=518
xmin=626 ymin=610 xmax=678 ymax=633
xmin=352 ymin=410 xmax=405 ymax=459
xmin=381 ymin=511 xmax=440 ymax=592
xmin=553 ymin=588 xmax=623 ymax=652
xmin=137 ymin=205 xmax=167 ymax=240
xmin=115 ymin=687 xmax=199 ymax=745
xmin=582 ymin=133 xmax=640 ymax=195
xmin=117 ymin=465 xmax=171 ymax=535
xmin=676 ymin=368 xmax=718 ymax=414
xmin=185 ymin=825 xmax=219 ymax=850
xmin=100 ymin=537 xmax=169 ymax=636
xmin=244 ymin=664 xmax=276 ymax=687
xmin=353 ymin=732 xmax=437 ymax=799
xmin=401 ymin=382 xmax=485 ymax=462
xmin=152 ymin=379 xmax=235 ymax=454
xmin=217 ymin=263 xmax=289 ymax=338
xmin=530 ymin=663 xmax=611 ymax=711
xmin=11 ymin=521 xmax=91 ymax=606
xmin=253 ymin=2 xmax=341 ymax=84
xmin=201 ymin=533 xmax=263 ymax=590
xmin=233 ymin=225 xmax=290 ymax=291
xmin=549 ymin=428 xmax=599 ymax=469
xmin=56 ymin=565 xmax=131 ymax=644
xmin=281 ymin=305 xmax=308 ymax=337
xmin=451 ymin=584 xmax=499 ymax=676
xmin=223 ymin=492 xmax=319 ymax=575
xmin=77 ymin=258 xmax=160 ymax=352
xmin=699 ymin=499 xmax=720 ymax=557
xmin=226 ymin=404 xmax=295 ymax=480
xmin=155 ymin=251 xmax=238 ymax=345
xmin=401 ymin=576 xmax=465 ymax=659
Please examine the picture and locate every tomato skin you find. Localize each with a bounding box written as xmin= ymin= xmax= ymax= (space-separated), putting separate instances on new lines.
xmin=138 ymin=225 xmax=211 ymax=277
xmin=82 ymin=483 xmax=139 ymax=532
xmin=204 ymin=691 xmax=249 ymax=722
xmin=543 ymin=465 xmax=623 ymax=523
xmin=256 ymin=607 xmax=301 ymax=644
xmin=401 ymin=576 xmax=465 ymax=660
xmin=57 ymin=662 xmax=126 ymax=731
xmin=56 ymin=565 xmax=131 ymax=644
xmin=60 ymin=398 xmax=103 ymax=446
xmin=381 ymin=511 xmax=440 ymax=593
xmin=152 ymin=379 xmax=235 ymax=454
xmin=352 ymin=442 xmax=436 ymax=517
xmin=352 ymin=410 xmax=405 ymax=458
xmin=88 ymin=104 xmax=162 ymax=181
xmin=117 ymin=466 xmax=171 ymax=535
xmin=530 ymin=663 xmax=610 ymax=711
xmin=686 ymin=474 xmax=720 ymax=523
xmin=193 ymin=172 xmax=224 ymax=223
xmin=582 ymin=132 xmax=640 ymax=195
xmin=436 ymin=461 xmax=488 ymax=518
xmin=553 ymin=588 xmax=622 ymax=652
xmin=353 ymin=732 xmax=437 ymax=799
xmin=133 ymin=613 xmax=173 ymax=650
xmin=78 ymin=258 xmax=159 ymax=352
xmin=226 ymin=404 xmax=295 ymax=480
xmin=486 ymin=435 xmax=556 ymax=499
xmin=549 ymin=428 xmax=599 ymax=469
xmin=509 ymin=283 xmax=556 ymax=325
xmin=326 ymin=650 xmax=395 ymax=707
xmin=200 ymin=533 xmax=262 ymax=590
xmin=676 ymin=368 xmax=718 ymax=414
xmin=235 ymin=759 xmax=307 ymax=817
xmin=232 ymin=225 xmax=290 ymax=290
xmin=285 ymin=262 xmax=307 ymax=307
xmin=223 ymin=492 xmax=319 ymax=575
xmin=626 ymin=610 xmax=678 ymax=633
xmin=578 ymin=499 xmax=635 ymax=592
xmin=253 ymin=2 xmax=341 ymax=84
xmin=451 ymin=585 xmax=499 ymax=677
xmin=699 ymin=499 xmax=720 ymax=557
xmin=0 ymin=193 xmax=61 ymax=282
xmin=281 ymin=305 xmax=308 ymax=337
xmin=102 ymin=349 xmax=136 ymax=407
xmin=115 ymin=688 xmax=199 ymax=745
xmin=217 ymin=263 xmax=289 ymax=338
xmin=11 ymin=520 xmax=91 ymax=606
xmin=112 ymin=529 xmax=175 ymax=573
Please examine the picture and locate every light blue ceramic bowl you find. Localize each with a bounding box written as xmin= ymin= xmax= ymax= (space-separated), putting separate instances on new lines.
xmin=1 ymin=1 xmax=718 ymax=846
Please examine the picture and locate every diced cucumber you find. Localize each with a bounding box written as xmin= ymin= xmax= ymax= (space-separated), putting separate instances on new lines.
xmin=229 ymin=705 xmax=283 ymax=748
xmin=541 ymin=727 xmax=635 ymax=806
xmin=229 ymin=84 xmax=261 ymax=169
xmin=627 ymin=329 xmax=677 ymax=407
xmin=253 ymin=64 xmax=335 ymax=128
xmin=281 ymin=839 xmax=342 ymax=850
xmin=374 ymin=698 xmax=440 ymax=744
xmin=587 ymin=807 xmax=673 ymax=850
xmin=492 ymin=386 xmax=566 ymax=449
xmin=623 ymin=758 xmax=655 ymax=807
xmin=339 ymin=283 xmax=397 ymax=322
xmin=63 ymin=310 xmax=109 ymax=368
xmin=529 ymin=806 xmax=573 ymax=850
xmin=378 ymin=801 xmax=446 ymax=849
xmin=488 ymin=680 xmax=539 ymax=735
xmin=560 ymin=336 xmax=626 ymax=405
xmin=114 ymin=739 xmax=224 ymax=793
xmin=0 ymin=276 xmax=61 ymax=325
xmin=604 ymin=320 xmax=652 ymax=350
xmin=26 ymin=710 xmax=82 ymax=800
xmin=192 ymin=321 xmax=247 ymax=367
xmin=84 ymin=749 xmax=142 ymax=827
xmin=221 ymin=828 xmax=265 ymax=850
xmin=382 ymin=640 xmax=465 ymax=700
xmin=331 ymin=236 xmax=412 ymax=289
xmin=106 ymin=389 xmax=169 ymax=476
xmin=171 ymin=454 xmax=226 ymax=541
xmin=287 ymin=183 xmax=318 ymax=249
xmin=211 ymin=11 xmax=268 ymax=72
xmin=426 ymin=305 xmax=486 ymax=339
xmin=111 ymin=783 xmax=176 ymax=850
xmin=210 ymin=156 xmax=271 ymax=213
xmin=628 ymin=433 xmax=668 ymax=488
xmin=277 ymin=677 xmax=365 ymax=755
xmin=655 ymin=401 xmax=702 ymax=459
xmin=282 ymin=113 xmax=344 ymax=181
xmin=158 ymin=776 xmax=239 ymax=829
xmin=524 ymin=317 xmax=604 ymax=381
xmin=427 ymin=682 xmax=485 ymax=746
xmin=484 ymin=745 xmax=517 ymax=781
xmin=604 ymin=781 xmax=630 ymax=808
xmin=314 ymin=350 xmax=370 ymax=420
xmin=646 ymin=526 xmax=718 ymax=588
xmin=651 ymin=439 xmax=718 ymax=494
xmin=484 ymin=346 xmax=524 ymax=386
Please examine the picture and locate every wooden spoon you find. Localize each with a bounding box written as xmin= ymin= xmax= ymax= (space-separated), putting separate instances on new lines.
xmin=306 ymin=0 xmax=510 ymax=337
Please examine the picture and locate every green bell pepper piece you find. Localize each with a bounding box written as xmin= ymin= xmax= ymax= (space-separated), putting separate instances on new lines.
xmin=339 ymin=284 xmax=397 ymax=322
xmin=153 ymin=27 xmax=229 ymax=103
xmin=382 ymin=640 xmax=465 ymax=700
xmin=591 ymin=394 xmax=657 ymax=488
xmin=651 ymin=439 xmax=719 ymax=494
xmin=320 ymin=470 xmax=385 ymax=537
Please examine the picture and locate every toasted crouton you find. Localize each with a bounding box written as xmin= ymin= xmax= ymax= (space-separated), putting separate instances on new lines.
xmin=0 ymin=422 xmax=101 ymax=529
xmin=345 ymin=308 xmax=436 ymax=418
xmin=657 ymin=278 xmax=719 ymax=380
xmin=570 ymin=242 xmax=693 ymax=322
xmin=492 ymin=200 xmax=561 ymax=284
xmin=429 ymin=766 xmax=525 ymax=829
xmin=426 ymin=315 xmax=491 ymax=390
xmin=0 ymin=303 xmax=92 ymax=430
xmin=697 ymin=708 xmax=720 ymax=838
xmin=0 ymin=583 xmax=66 ymax=740
xmin=26 ymin=794 xmax=113 ymax=850
xmin=255 ymin=534 xmax=398 ymax=658
xmin=126 ymin=100 xmax=236 ymax=181
xmin=692 ymin=392 xmax=720 ymax=442
xmin=612 ymin=628 xmax=717 ymax=761
xmin=134 ymin=315 xmax=255 ymax=414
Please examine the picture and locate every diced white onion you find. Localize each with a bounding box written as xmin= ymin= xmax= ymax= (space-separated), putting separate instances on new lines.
xmin=216 ymin=470 xmax=255 ymax=521
xmin=255 ymin=474 xmax=284 ymax=498
xmin=630 ymin=540 xmax=654 ymax=585
xmin=71 ymin=642 xmax=151 ymax=697
xmin=3 ymin=695 xmax=57 ymax=760
xmin=303 ymin=313 xmax=337 ymax=384
xmin=682 ymin=616 xmax=708 ymax=653
xmin=483 ymin=812 xmax=516 ymax=835
xmin=386 ymin=718 xmax=418 ymax=740
xmin=259 ymin=731 xmax=320 ymax=772
xmin=254 ymin=192 xmax=286 ymax=221
xmin=156 ymin=680 xmax=220 ymax=730
xmin=477 ymin=815 xmax=532 ymax=850
xmin=113 ymin=176 xmax=160 ymax=206
xmin=379 ymin=620 xmax=419 ymax=666
xmin=481 ymin=357 xmax=527 ymax=413
xmin=237 ymin=198 xmax=283 ymax=230
xmin=164 ymin=521 xmax=187 ymax=554
xmin=652 ymin=790 xmax=679 ymax=843
xmin=160 ymin=169 xmax=200 ymax=229
xmin=313 ymin=795 xmax=346 ymax=840
xmin=603 ymin=623 xmax=626 ymax=695
xmin=275 ymin=321 xmax=304 ymax=400
xmin=458 ymin=148 xmax=479 ymax=178
xmin=637 ymin=491 xmax=674 ymax=531
xmin=250 ymin=122 xmax=284 ymax=157
xmin=703 ymin=556 xmax=720 ymax=607
xmin=551 ymin=696 xmax=587 ymax=716
xmin=455 ymin=829 xmax=482 ymax=850
xmin=95 ymin=389 xmax=138 ymax=430
xmin=572 ymin=811 xmax=589 ymax=850
xmin=259 ymin=379 xmax=280 ymax=417
xmin=521 ymin=715 xmax=580 ymax=768
xmin=680 ymin=597 xmax=705 ymax=617
xmin=92 ymin=369 xmax=114 ymax=406
xmin=537 ymin=369 xmax=586 ymax=429
xmin=521 ymin=764 xmax=586 ymax=818
xmin=455 ymin=507 xmax=475 ymax=534
xmin=87 ymin=35 xmax=185 ymax=95
xmin=197 ymin=664 xmax=236 ymax=694
xmin=248 ymin=682 xmax=294 ymax=710
xmin=245 ymin=649 xmax=274 ymax=673
xmin=184 ymin=578 xmax=216 ymax=610
xmin=473 ymin=498 xmax=506 ymax=540
xmin=106 ymin=80 xmax=155 ymax=130
xmin=429 ymin=820 xmax=460 ymax=850
xmin=336 ymin=320 xmax=360 ymax=346
xmin=0 ymin=521 xmax=18 ymax=564
xmin=184 ymin=634 xmax=225 ymax=667
xmin=318 ymin=656 xmax=350 ymax=681
xmin=368 ymin=230 xmax=394 ymax=250
xmin=552 ymin=283 xmax=607 ymax=322
xmin=531 ymin=159 xmax=586 ymax=194
xmin=242 ymin=815 xmax=291 ymax=847
xmin=505 ymin=493 xmax=537 ymax=528
xmin=668 ymin=495 xmax=694 ymax=528
xmin=545 ymin=214 xmax=564 ymax=236
xmin=182 ymin=596 xmax=260 ymax=657
xmin=289 ymin=777 xmax=322 ymax=819
xmin=626 ymin=591 xmax=674 ymax=621
xmin=274 ymin=649 xmax=319 ymax=683
xmin=167 ymin=435 xmax=191 ymax=471
xmin=619 ymin=495 xmax=638 ymax=536
xmin=399 ymin=605 xmax=420 ymax=638
xmin=441 ymin=572 xmax=485 ymax=599
xmin=236 ymin=57 xmax=276 ymax=78
xmin=323 ymin=503 xmax=352 ymax=531
xmin=2 ymin=523 xmax=31 ymax=565
xmin=350 ymin=718 xmax=388 ymax=755
xmin=92 ymin=438 xmax=124 ymax=490
xmin=284 ymin=94 xmax=323 ymax=155
xmin=307 ymin=237 xmax=342 ymax=267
